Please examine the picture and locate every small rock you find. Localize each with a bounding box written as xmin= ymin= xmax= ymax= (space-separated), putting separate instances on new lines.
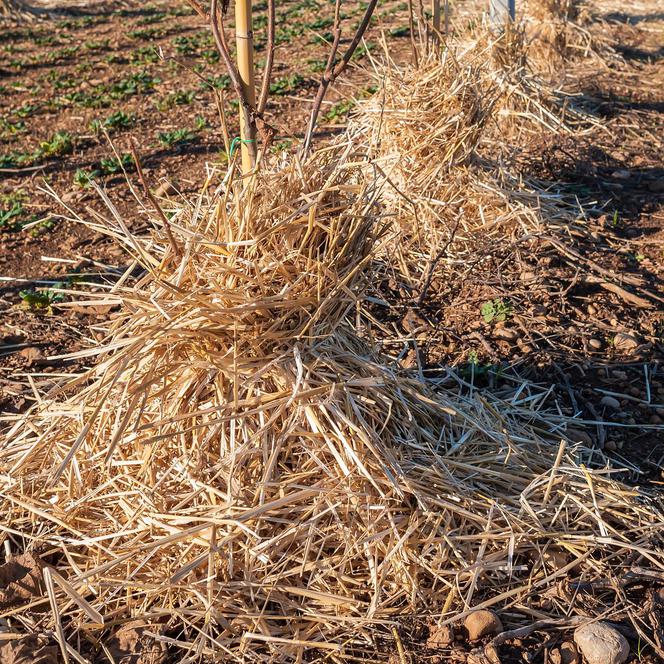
xmin=550 ymin=641 xmax=580 ymax=664
xmin=573 ymin=622 xmax=629 ymax=664
xmin=613 ymin=331 xmax=640 ymax=352
xmin=427 ymin=624 xmax=454 ymax=649
xmin=611 ymin=169 xmax=630 ymax=180
xmin=604 ymin=439 xmax=617 ymax=451
xmin=566 ymin=428 xmax=593 ymax=445
xmin=560 ymin=641 xmax=580 ymax=664
xmin=0 ymin=553 xmax=45 ymax=610
xmin=494 ymin=328 xmax=519 ymax=342
xmin=464 ymin=610 xmax=503 ymax=641
xmin=587 ymin=304 xmax=598 ymax=315
xmin=600 ymin=396 xmax=621 ymax=410
xmin=650 ymin=414 xmax=663 ymax=425
xmin=19 ymin=347 xmax=44 ymax=366
xmin=520 ymin=271 xmax=537 ymax=283
xmin=61 ymin=190 xmax=79 ymax=204
xmin=550 ymin=649 xmax=562 ymax=664
xmin=467 ymin=644 xmax=501 ymax=664
xmin=154 ymin=180 xmax=177 ymax=197
xmin=588 ymin=338 xmax=603 ymax=350
xmin=516 ymin=340 xmax=534 ymax=354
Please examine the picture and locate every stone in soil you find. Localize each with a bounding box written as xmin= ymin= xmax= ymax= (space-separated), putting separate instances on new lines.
xmin=573 ymin=621 xmax=629 ymax=664
xmin=464 ymin=610 xmax=503 ymax=641
xmin=426 ymin=624 xmax=454 ymax=649
xmin=550 ymin=641 xmax=580 ymax=664
xmin=613 ymin=331 xmax=641 ymax=352
xmin=494 ymin=327 xmax=519 ymax=342
xmin=600 ymin=395 xmax=621 ymax=409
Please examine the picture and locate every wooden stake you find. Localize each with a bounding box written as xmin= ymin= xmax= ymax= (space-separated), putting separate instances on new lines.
xmin=234 ymin=0 xmax=257 ymax=174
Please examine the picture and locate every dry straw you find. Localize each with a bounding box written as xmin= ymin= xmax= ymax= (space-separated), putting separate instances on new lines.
xmin=1 ymin=28 xmax=663 ymax=664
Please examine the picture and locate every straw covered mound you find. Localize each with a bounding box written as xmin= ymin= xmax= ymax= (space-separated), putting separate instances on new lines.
xmin=352 ymin=45 xmax=592 ymax=332
xmin=1 ymin=48 xmax=664 ymax=664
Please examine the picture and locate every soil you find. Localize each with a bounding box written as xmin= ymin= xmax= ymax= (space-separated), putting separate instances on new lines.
xmin=0 ymin=0 xmax=663 ymax=663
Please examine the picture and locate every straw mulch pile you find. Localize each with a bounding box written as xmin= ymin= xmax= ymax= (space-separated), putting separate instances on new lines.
xmin=1 ymin=39 xmax=663 ymax=664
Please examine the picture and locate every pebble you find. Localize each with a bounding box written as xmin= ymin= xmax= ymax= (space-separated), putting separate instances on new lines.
xmin=19 ymin=347 xmax=44 ymax=366
xmin=573 ymin=622 xmax=629 ymax=664
xmin=464 ymin=610 xmax=503 ymax=641
xmin=494 ymin=328 xmax=519 ymax=342
xmin=600 ymin=396 xmax=621 ymax=409
xmin=566 ymin=428 xmax=593 ymax=445
xmin=550 ymin=641 xmax=580 ymax=664
xmin=611 ymin=169 xmax=630 ymax=180
xmin=588 ymin=338 xmax=603 ymax=350
xmin=467 ymin=644 xmax=500 ymax=664
xmin=154 ymin=180 xmax=177 ymax=197
xmin=613 ymin=331 xmax=640 ymax=351
xmin=426 ymin=624 xmax=454 ymax=649
xmin=604 ymin=440 xmax=617 ymax=452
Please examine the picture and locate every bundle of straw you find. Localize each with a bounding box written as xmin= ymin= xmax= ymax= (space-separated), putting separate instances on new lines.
xmin=1 ymin=45 xmax=663 ymax=664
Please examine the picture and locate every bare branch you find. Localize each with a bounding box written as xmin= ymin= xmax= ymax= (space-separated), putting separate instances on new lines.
xmin=183 ymin=0 xmax=208 ymax=20
xmin=302 ymin=0 xmax=378 ymax=158
xmin=256 ymin=0 xmax=275 ymax=115
xmin=407 ymin=0 xmax=419 ymax=67
xmin=210 ymin=0 xmax=245 ymax=105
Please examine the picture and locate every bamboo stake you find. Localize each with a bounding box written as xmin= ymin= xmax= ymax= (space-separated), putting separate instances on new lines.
xmin=234 ymin=0 xmax=257 ymax=174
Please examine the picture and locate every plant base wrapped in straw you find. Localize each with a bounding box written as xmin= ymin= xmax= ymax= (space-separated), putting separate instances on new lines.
xmin=1 ymin=53 xmax=663 ymax=664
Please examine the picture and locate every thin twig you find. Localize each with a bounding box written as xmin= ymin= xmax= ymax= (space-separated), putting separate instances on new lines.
xmin=302 ymin=0 xmax=379 ymax=158
xmin=183 ymin=0 xmax=208 ymax=20
xmin=407 ymin=0 xmax=419 ymax=67
xmin=418 ymin=218 xmax=460 ymax=306
xmin=129 ymin=140 xmax=181 ymax=259
xmin=257 ymin=0 xmax=275 ymax=115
